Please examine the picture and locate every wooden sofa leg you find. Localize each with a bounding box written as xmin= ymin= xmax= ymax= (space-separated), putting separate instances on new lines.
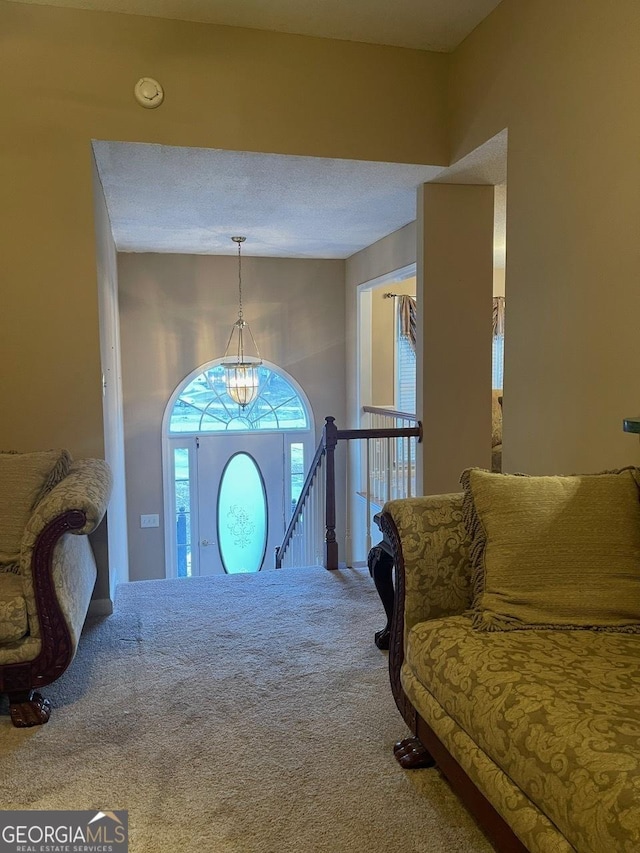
xmin=367 ymin=543 xmax=395 ymax=650
xmin=8 ymin=690 xmax=52 ymax=727
xmin=393 ymin=736 xmax=436 ymax=769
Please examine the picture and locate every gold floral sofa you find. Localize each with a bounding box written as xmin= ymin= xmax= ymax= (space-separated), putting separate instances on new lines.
xmin=380 ymin=467 xmax=640 ymax=853
xmin=0 ymin=450 xmax=112 ymax=727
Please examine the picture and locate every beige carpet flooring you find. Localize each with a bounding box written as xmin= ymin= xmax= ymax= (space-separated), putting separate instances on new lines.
xmin=0 ymin=567 xmax=491 ymax=853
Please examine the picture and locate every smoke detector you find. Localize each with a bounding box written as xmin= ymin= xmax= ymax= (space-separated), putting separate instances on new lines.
xmin=134 ymin=78 xmax=164 ymax=109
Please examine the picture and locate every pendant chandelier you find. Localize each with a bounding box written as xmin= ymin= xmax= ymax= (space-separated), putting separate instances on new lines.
xmin=221 ymin=236 xmax=262 ymax=408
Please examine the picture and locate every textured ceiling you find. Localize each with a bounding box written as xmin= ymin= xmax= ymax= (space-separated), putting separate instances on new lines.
xmin=19 ymin=0 xmax=508 ymax=261
xmin=93 ymin=131 xmax=507 ymax=263
xmin=7 ymin=0 xmax=503 ymax=52
xmin=94 ymin=143 xmax=444 ymax=258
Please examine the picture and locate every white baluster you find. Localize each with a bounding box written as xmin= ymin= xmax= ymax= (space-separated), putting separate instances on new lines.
xmin=366 ymin=438 xmax=372 ymax=555
xmin=308 ymin=486 xmax=313 ymax=567
xmin=316 ymin=456 xmax=323 ymax=565
xmin=344 ymin=441 xmax=352 ymax=567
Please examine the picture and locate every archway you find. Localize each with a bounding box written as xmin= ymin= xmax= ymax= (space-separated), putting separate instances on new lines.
xmin=162 ymin=359 xmax=314 ymax=577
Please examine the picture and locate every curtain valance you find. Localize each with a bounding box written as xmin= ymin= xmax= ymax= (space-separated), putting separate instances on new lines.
xmin=398 ymin=295 xmax=417 ymax=352
xmin=493 ymin=296 xmax=505 ymax=337
xmin=398 ymin=294 xmax=502 ymax=346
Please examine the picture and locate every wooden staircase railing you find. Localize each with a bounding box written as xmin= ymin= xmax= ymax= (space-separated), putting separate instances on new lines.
xmin=274 ymin=419 xmax=333 ymax=570
xmin=275 ymin=414 xmax=422 ymax=570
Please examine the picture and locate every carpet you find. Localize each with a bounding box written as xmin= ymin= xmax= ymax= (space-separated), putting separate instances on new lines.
xmin=0 ymin=567 xmax=491 ymax=853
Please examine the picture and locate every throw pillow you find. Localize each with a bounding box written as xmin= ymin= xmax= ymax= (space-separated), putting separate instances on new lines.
xmin=0 ymin=449 xmax=72 ymax=564
xmin=461 ymin=467 xmax=640 ymax=632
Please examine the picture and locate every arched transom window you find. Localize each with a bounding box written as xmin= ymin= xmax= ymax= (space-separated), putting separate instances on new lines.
xmin=169 ymin=364 xmax=310 ymax=434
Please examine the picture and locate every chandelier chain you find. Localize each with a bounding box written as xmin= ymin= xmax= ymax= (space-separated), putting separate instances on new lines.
xmin=222 ymin=235 xmax=261 ymax=408
xmin=237 ymin=238 xmax=243 ymax=321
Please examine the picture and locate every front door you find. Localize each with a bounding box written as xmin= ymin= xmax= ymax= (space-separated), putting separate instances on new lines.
xmin=196 ymin=433 xmax=285 ymax=574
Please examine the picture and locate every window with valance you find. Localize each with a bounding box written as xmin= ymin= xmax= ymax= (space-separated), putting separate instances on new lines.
xmin=396 ymin=295 xmax=417 ymax=413
xmin=394 ymin=294 xmax=504 ymax=404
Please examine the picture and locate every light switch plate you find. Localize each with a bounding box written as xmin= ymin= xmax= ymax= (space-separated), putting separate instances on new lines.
xmin=140 ymin=514 xmax=160 ymax=528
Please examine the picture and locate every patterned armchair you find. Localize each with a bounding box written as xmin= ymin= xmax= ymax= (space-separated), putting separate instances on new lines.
xmin=0 ymin=451 xmax=112 ymax=727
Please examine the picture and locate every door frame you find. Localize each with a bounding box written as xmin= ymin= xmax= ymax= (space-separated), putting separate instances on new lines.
xmin=162 ymin=357 xmax=314 ymax=579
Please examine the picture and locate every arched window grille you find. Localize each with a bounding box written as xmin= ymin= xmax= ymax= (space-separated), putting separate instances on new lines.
xmin=169 ymin=364 xmax=310 ymax=434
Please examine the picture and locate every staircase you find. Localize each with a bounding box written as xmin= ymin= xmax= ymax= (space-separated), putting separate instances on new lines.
xmin=275 ymin=412 xmax=421 ymax=570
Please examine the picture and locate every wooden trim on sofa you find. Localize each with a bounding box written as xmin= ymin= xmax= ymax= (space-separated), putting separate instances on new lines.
xmin=0 ymin=509 xmax=86 ymax=694
xmin=414 ymin=715 xmax=529 ymax=853
xmin=379 ymin=510 xmax=530 ymax=853
xmin=380 ymin=510 xmax=416 ymax=732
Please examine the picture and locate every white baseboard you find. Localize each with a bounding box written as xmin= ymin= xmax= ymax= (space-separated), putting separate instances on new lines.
xmin=88 ymin=597 xmax=113 ymax=617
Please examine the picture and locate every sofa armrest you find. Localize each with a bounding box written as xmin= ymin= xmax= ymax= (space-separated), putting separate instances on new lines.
xmin=0 ymin=459 xmax=112 ymax=706
xmin=380 ymin=493 xmax=472 ymax=636
xmin=0 ymin=460 xmax=112 ymax=696
xmin=20 ymin=459 xmax=112 ymax=561
xmin=380 ymin=493 xmax=472 ymax=731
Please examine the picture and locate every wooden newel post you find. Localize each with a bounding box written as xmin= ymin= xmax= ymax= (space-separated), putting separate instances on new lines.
xmin=323 ymin=416 xmax=339 ymax=570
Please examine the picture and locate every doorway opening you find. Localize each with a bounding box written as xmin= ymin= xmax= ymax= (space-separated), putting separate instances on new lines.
xmin=357 ymin=267 xmax=417 ymax=421
xmin=162 ymin=359 xmax=314 ymax=577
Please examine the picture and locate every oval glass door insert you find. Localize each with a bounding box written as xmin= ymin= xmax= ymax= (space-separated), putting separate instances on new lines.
xmin=217 ymin=452 xmax=268 ymax=573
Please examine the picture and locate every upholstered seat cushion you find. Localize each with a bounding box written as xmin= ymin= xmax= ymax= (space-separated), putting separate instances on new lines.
xmin=404 ymin=615 xmax=640 ymax=853
xmin=0 ymin=572 xmax=28 ymax=642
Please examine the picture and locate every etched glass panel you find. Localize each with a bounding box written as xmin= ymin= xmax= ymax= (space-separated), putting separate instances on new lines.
xmin=169 ymin=364 xmax=308 ymax=433
xmin=217 ymin=453 xmax=267 ymax=573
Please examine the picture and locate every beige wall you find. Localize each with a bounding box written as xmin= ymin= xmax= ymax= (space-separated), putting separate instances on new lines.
xmin=1 ymin=0 xmax=446 ymax=452
xmin=450 ymin=0 xmax=640 ymax=474
xmin=1 ymin=0 xmax=446 ymax=593
xmin=93 ymin=157 xmax=128 ymax=602
xmin=118 ymin=253 xmax=345 ymax=581
xmin=6 ymin=0 xmax=640 ymax=584
xmin=418 ymin=184 xmax=494 ymax=494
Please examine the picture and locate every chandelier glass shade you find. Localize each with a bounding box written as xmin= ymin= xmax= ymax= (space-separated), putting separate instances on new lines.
xmin=222 ymin=237 xmax=262 ymax=408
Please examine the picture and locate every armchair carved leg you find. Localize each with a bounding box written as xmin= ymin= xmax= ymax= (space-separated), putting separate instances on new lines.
xmin=393 ymin=736 xmax=436 ymax=769
xmin=367 ymin=543 xmax=395 ymax=649
xmin=8 ymin=690 xmax=52 ymax=727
